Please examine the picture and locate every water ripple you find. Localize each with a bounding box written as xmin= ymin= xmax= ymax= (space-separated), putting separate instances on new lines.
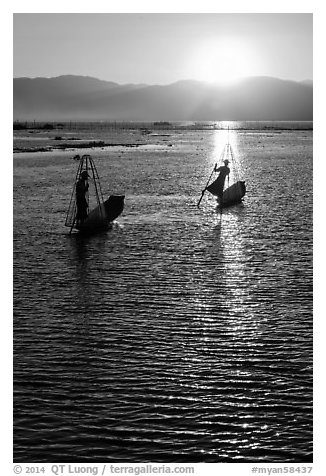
xmin=14 ymin=128 xmax=312 ymax=462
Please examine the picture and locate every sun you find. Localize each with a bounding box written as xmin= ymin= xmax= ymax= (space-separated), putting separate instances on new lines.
xmin=192 ymin=38 xmax=254 ymax=86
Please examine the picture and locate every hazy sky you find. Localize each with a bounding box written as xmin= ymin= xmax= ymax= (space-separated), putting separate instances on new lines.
xmin=13 ymin=13 xmax=312 ymax=84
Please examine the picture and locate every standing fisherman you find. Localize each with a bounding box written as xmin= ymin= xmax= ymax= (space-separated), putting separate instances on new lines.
xmin=76 ymin=170 xmax=89 ymax=226
xmin=206 ymin=159 xmax=230 ymax=205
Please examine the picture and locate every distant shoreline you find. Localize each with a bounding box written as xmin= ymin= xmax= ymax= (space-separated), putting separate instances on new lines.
xmin=13 ymin=142 xmax=147 ymax=154
xmin=13 ymin=120 xmax=313 ymax=154
xmin=13 ymin=120 xmax=313 ymax=131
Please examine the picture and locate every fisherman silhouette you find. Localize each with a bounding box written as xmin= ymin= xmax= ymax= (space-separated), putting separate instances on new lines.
xmin=76 ymin=170 xmax=89 ymax=226
xmin=206 ymin=159 xmax=230 ymax=203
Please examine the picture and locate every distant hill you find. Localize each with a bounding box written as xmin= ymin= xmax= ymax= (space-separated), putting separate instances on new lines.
xmin=13 ymin=75 xmax=313 ymax=121
xmin=300 ymin=79 xmax=313 ymax=86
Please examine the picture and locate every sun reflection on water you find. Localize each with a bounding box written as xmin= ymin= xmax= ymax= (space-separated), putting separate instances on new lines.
xmin=188 ymin=186 xmax=268 ymax=455
xmin=212 ymin=126 xmax=243 ymax=183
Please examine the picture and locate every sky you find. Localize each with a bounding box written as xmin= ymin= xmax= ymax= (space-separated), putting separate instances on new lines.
xmin=13 ymin=12 xmax=313 ymax=85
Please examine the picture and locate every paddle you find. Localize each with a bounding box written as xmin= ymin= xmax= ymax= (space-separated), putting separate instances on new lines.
xmin=197 ymin=163 xmax=217 ymax=208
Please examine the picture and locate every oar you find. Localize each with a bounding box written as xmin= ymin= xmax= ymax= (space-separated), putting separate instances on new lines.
xmin=197 ymin=163 xmax=217 ymax=208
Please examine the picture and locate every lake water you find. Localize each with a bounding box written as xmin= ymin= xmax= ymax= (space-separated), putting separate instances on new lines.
xmin=13 ymin=124 xmax=313 ymax=463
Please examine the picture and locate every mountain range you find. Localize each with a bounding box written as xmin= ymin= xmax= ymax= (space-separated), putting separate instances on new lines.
xmin=13 ymin=75 xmax=313 ymax=121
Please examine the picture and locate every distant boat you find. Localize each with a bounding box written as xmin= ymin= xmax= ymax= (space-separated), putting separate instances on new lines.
xmin=65 ymin=154 xmax=124 ymax=235
xmin=197 ymin=136 xmax=246 ymax=208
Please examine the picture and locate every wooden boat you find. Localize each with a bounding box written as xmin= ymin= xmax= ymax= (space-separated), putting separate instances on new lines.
xmin=198 ymin=137 xmax=246 ymax=208
xmin=65 ymin=154 xmax=124 ymax=234
xmin=75 ymin=195 xmax=125 ymax=234
xmin=222 ymin=180 xmax=246 ymax=206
